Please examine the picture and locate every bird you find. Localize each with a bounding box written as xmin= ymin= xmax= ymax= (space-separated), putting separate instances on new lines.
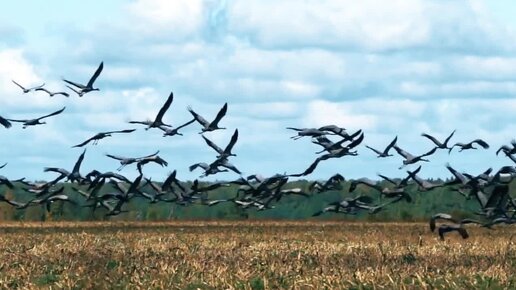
xmin=202 ymin=129 xmax=238 ymax=158
xmin=35 ymin=87 xmax=69 ymax=97
xmin=311 ymin=131 xmax=364 ymax=155
xmin=7 ymin=107 xmax=66 ymax=128
xmin=421 ymin=130 xmax=456 ymax=150
xmin=180 ymin=179 xmax=230 ymax=198
xmin=87 ymin=171 xmax=131 ymax=191
xmin=143 ymin=177 xmax=175 ymax=197
xmin=408 ymin=171 xmax=444 ymax=191
xmin=160 ymin=170 xmax=186 ymax=193
xmin=444 ymin=163 xmax=476 ymax=187
xmin=496 ymin=140 xmax=516 ymax=156
xmin=30 ymin=194 xmax=76 ymax=213
xmin=110 ymin=174 xmax=144 ymax=202
xmin=105 ymin=150 xmax=160 ymax=171
xmin=288 ymin=126 xmax=360 ymax=141
xmin=377 ymin=165 xmax=421 ymax=189
xmin=348 ymin=176 xmax=412 ymax=202
xmin=287 ymin=127 xmax=328 ymax=140
xmin=437 ymin=224 xmax=469 ymax=241
xmin=0 ymin=116 xmax=11 ymax=129
xmin=490 ymin=166 xmax=516 ymax=184
xmin=68 ymin=148 xmax=87 ymax=183
xmin=365 ymin=136 xmax=398 ymax=158
xmin=367 ymin=195 xmax=407 ymax=214
xmin=291 ymin=133 xmax=364 ymax=177
xmin=262 ymin=186 xmax=310 ymax=207
xmin=317 ymin=125 xmax=355 ymax=139
xmin=189 ymin=161 xmax=229 ymax=177
xmin=483 ymin=217 xmax=516 ymax=227
xmin=393 ymin=145 xmax=437 ymax=169
xmin=312 ymin=196 xmax=374 ymax=216
xmin=449 ymin=139 xmax=489 ymax=153
xmin=205 ymin=198 xmax=236 ymax=207
xmin=505 ymin=153 xmax=516 ymax=165
xmin=188 ymin=103 xmax=228 ymax=133
xmin=309 ymin=173 xmax=345 ymax=193
xmin=429 ymin=213 xmax=483 ymax=241
xmin=0 ymin=193 xmax=29 ymax=208
xmin=104 ymin=199 xmax=130 ymax=217
xmin=0 ymin=175 xmax=16 ymax=189
xmin=11 ymin=80 xmax=45 ymax=93
xmin=215 ymin=157 xmax=241 ymax=175
xmin=63 ymin=61 xmax=104 ymax=97
xmin=158 ymin=119 xmax=195 ymax=137
xmin=136 ymin=155 xmax=168 ymax=174
xmin=65 ymin=85 xmax=82 ymax=96
xmin=348 ymin=178 xmax=380 ymax=193
xmin=72 ymin=129 xmax=136 ymax=147
xmin=429 ymin=213 xmax=457 ymax=232
xmin=44 ymin=148 xmax=87 ymax=183
xmin=129 ymin=91 xmax=174 ymax=130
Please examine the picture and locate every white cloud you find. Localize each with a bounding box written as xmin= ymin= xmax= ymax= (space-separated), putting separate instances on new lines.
xmin=126 ymin=0 xmax=205 ymax=38
xmin=303 ymin=100 xmax=378 ymax=130
xmin=453 ymin=56 xmax=516 ymax=79
xmin=399 ymin=80 xmax=516 ymax=97
xmin=0 ymin=49 xmax=52 ymax=109
xmin=101 ymin=66 xmax=142 ymax=84
xmin=227 ymin=0 xmax=429 ymax=50
xmin=223 ymin=47 xmax=346 ymax=80
xmin=226 ymin=0 xmax=514 ymax=54
xmin=1 ymin=1 xmax=516 ymax=180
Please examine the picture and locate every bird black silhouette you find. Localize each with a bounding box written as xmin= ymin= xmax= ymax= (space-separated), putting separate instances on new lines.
xmin=35 ymin=87 xmax=69 ymax=97
xmin=129 ymin=91 xmax=174 ymax=130
xmin=7 ymin=107 xmax=66 ymax=128
xmin=393 ymin=145 xmax=437 ymax=169
xmin=449 ymin=139 xmax=489 ymax=153
xmin=421 ymin=130 xmax=456 ymax=150
xmin=72 ymin=129 xmax=136 ymax=147
xmin=11 ymin=80 xmax=44 ymax=93
xmin=188 ymin=103 xmax=228 ymax=133
xmin=202 ymin=129 xmax=239 ymax=158
xmin=365 ymin=136 xmax=398 ymax=157
xmin=158 ymin=119 xmax=195 ymax=137
xmin=63 ymin=61 xmax=103 ymax=97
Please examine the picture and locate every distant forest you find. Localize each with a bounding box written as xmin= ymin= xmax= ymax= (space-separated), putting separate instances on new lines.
xmin=1 ymin=178 xmax=514 ymax=222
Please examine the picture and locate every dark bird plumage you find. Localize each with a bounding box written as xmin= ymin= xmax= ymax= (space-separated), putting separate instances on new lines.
xmin=188 ymin=103 xmax=228 ymax=133
xmin=63 ymin=61 xmax=103 ymax=97
xmin=7 ymin=107 xmax=66 ymax=128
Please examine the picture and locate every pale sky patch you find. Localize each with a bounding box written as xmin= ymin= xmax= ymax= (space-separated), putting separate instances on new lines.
xmin=0 ymin=0 xmax=515 ymax=180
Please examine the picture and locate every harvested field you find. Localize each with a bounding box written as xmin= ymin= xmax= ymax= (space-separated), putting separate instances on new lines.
xmin=0 ymin=221 xmax=515 ymax=289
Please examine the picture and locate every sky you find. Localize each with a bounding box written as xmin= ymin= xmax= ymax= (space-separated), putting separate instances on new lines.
xmin=1 ymin=0 xmax=516 ymax=182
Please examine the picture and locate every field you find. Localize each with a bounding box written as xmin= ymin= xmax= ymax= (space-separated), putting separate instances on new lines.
xmin=0 ymin=221 xmax=515 ymax=289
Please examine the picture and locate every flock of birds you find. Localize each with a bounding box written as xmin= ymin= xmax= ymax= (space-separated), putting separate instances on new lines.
xmin=1 ymin=61 xmax=516 ymax=241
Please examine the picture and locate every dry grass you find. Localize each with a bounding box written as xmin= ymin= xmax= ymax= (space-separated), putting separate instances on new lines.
xmin=0 ymin=221 xmax=515 ymax=289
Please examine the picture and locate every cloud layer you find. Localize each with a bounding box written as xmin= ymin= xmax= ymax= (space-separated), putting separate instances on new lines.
xmin=0 ymin=0 xmax=515 ymax=181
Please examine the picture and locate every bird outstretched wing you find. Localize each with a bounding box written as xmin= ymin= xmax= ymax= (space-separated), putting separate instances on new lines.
xmin=87 ymin=61 xmax=104 ymax=87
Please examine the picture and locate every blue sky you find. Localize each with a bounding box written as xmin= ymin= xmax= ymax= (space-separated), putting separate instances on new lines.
xmin=1 ymin=0 xmax=516 ymax=182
